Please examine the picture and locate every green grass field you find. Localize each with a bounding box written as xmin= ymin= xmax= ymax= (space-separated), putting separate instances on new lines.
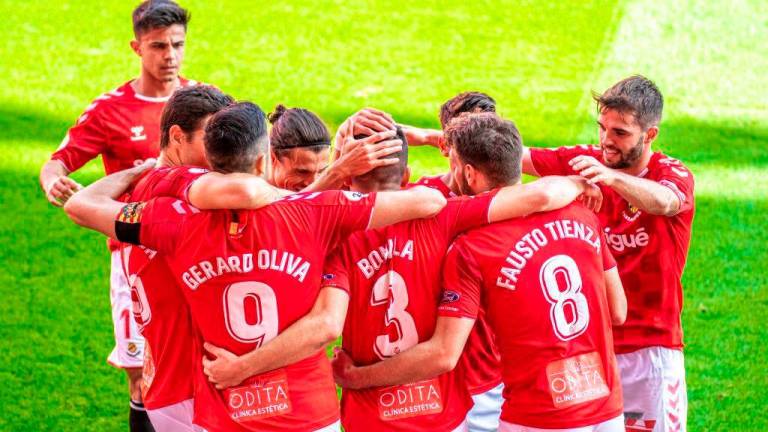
xmin=2 ymin=0 xmax=766 ymax=430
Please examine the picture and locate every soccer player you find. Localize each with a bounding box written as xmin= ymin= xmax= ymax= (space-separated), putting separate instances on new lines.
xmin=199 ymin=123 xmax=602 ymax=432
xmin=65 ymin=102 xmax=448 ymax=432
xmin=268 ymin=105 xmax=403 ymax=191
xmin=333 ymin=112 xmax=627 ymax=431
xmin=38 ymin=1 xmax=195 ymax=429
xmin=522 ymin=76 xmax=693 ymax=432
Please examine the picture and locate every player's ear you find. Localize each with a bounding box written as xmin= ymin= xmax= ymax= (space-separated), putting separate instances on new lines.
xmin=130 ymin=39 xmax=141 ymax=56
xmin=644 ymin=126 xmax=659 ymax=145
xmin=400 ymin=166 xmax=411 ymax=188
xmin=253 ymin=154 xmax=267 ymax=177
xmin=169 ymin=125 xmax=185 ymax=147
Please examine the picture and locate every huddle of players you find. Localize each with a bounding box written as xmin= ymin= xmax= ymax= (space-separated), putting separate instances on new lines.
xmin=43 ymin=1 xmax=695 ymax=432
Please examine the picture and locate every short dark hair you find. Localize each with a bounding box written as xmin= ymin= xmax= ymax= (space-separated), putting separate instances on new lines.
xmin=132 ymin=0 xmax=190 ymax=37
xmin=594 ymin=75 xmax=663 ymax=129
xmin=204 ymin=102 xmax=268 ymax=174
xmin=446 ymin=113 xmax=523 ymax=187
xmin=351 ymin=127 xmax=409 ymax=189
xmin=160 ymin=85 xmax=234 ymax=149
xmin=268 ymin=105 xmax=331 ymax=159
xmin=439 ymin=92 xmax=496 ymax=129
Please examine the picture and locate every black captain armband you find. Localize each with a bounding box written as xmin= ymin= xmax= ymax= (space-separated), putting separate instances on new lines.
xmin=115 ymin=202 xmax=145 ymax=245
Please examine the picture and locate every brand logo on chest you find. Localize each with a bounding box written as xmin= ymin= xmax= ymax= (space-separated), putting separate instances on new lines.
xmin=130 ymin=125 xmax=147 ymax=141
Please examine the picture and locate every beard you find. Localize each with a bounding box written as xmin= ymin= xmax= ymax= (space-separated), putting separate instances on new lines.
xmin=604 ymin=135 xmax=644 ymax=169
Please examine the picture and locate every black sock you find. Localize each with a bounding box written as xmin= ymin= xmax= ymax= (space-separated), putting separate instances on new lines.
xmin=129 ymin=400 xmax=155 ymax=432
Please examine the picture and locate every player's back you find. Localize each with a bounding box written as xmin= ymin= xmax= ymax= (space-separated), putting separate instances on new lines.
xmin=327 ymin=195 xmax=495 ymax=431
xmin=140 ymin=191 xmax=375 ymax=431
xmin=119 ymin=166 xmax=207 ymax=409
xmin=447 ymin=202 xmax=622 ymax=429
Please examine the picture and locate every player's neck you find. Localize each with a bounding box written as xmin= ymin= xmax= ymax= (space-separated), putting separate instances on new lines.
xmin=621 ymin=150 xmax=653 ymax=177
xmin=441 ymin=171 xmax=459 ymax=194
xmin=157 ymin=150 xmax=182 ymax=168
xmin=133 ymin=74 xmax=180 ymax=99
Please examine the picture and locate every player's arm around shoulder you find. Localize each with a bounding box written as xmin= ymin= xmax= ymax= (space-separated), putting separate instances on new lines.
xmin=369 ymin=185 xmax=447 ymax=229
xmin=488 ymin=175 xmax=602 ymax=222
xmin=333 ymin=315 xmax=476 ymax=390
xmin=187 ymin=172 xmax=289 ymax=210
xmin=64 ymin=160 xmax=155 ymax=238
xmin=203 ymin=285 xmax=350 ymax=389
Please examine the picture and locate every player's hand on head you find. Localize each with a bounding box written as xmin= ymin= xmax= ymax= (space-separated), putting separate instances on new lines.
xmin=335 ymin=108 xmax=396 ymax=152
xmin=45 ymin=176 xmax=83 ymax=207
xmin=569 ymin=155 xmax=618 ymax=186
xmin=336 ymin=129 xmax=402 ymax=177
xmin=202 ymin=342 xmax=249 ymax=390
xmin=331 ymin=347 xmax=362 ymax=389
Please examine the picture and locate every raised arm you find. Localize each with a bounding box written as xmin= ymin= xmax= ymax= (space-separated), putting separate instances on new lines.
xmin=333 ymin=316 xmax=475 ymax=389
xmin=569 ymin=155 xmax=682 ymax=216
xmin=202 ymin=286 xmax=349 ymax=389
xmin=521 ymin=146 xmax=540 ymax=176
xmin=332 ymin=108 xmax=397 ymax=161
xmin=488 ymin=175 xmax=601 ymax=222
xmin=187 ymin=172 xmax=289 ymax=209
xmin=604 ymin=267 xmax=627 ymax=325
xmin=63 ymin=161 xmax=155 ymax=238
xmin=399 ymin=125 xmax=443 ymax=148
xmin=306 ymin=129 xmax=403 ymax=192
xmin=369 ymin=185 xmax=447 ymax=228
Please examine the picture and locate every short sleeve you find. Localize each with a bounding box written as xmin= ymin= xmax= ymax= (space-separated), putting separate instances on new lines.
xmin=320 ymin=249 xmax=350 ymax=294
xmin=437 ymin=191 xmax=496 ymax=240
xmin=438 ymin=239 xmax=483 ymax=320
xmin=600 ymin=232 xmax=617 ymax=271
xmin=655 ymin=157 xmax=695 ymax=215
xmin=302 ymin=190 xmax=377 ymax=248
xmin=51 ymin=103 xmax=108 ymax=172
xmin=530 ymin=145 xmax=600 ymax=177
xmin=114 ymin=197 xmax=190 ymax=254
xmin=155 ymin=167 xmax=210 ymax=202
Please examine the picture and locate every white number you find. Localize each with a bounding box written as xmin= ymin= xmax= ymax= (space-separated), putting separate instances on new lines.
xmin=223 ymin=281 xmax=279 ymax=345
xmin=122 ymin=245 xmax=151 ymax=330
xmin=370 ymin=271 xmax=418 ymax=359
xmin=539 ymin=255 xmax=590 ymax=341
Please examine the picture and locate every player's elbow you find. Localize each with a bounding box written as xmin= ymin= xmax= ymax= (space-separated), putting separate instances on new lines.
xmin=414 ymin=187 xmax=447 ymax=218
xmin=317 ymin=315 xmax=344 ymax=345
xmin=433 ymin=345 xmax=462 ymax=374
xmin=611 ymin=305 xmax=627 ymax=325
xmin=63 ymin=193 xmax=88 ymax=226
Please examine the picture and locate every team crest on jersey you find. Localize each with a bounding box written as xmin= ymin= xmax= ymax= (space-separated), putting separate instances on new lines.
xmin=441 ymin=290 xmax=460 ymax=304
xmin=118 ymin=202 xmax=146 ymax=224
xmin=622 ymin=202 xmax=642 ymax=222
xmin=342 ymin=190 xmax=368 ymax=201
xmin=130 ymin=125 xmax=147 ymax=141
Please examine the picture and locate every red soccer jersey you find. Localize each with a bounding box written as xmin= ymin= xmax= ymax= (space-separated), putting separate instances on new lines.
xmin=52 ymin=78 xmax=195 ymax=175
xmin=52 ymin=78 xmax=195 ymax=251
xmin=122 ymin=191 xmax=375 ymax=432
xmin=321 ymin=194 xmax=496 ymax=431
xmin=530 ymin=146 xmax=695 ymax=353
xmin=407 ymin=174 xmax=457 ymax=198
xmin=438 ymin=202 xmax=622 ymax=429
xmin=120 ymin=165 xmax=209 ymax=409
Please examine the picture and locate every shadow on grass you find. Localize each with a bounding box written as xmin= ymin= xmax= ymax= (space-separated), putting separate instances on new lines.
xmin=0 ymin=105 xmax=71 ymax=145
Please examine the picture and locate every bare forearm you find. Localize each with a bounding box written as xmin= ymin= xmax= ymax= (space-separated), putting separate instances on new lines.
xmin=39 ymin=160 xmax=69 ymax=191
xmin=489 ymin=176 xmax=583 ymax=221
xmin=611 ymin=173 xmax=679 ymax=215
xmin=241 ymin=315 xmax=337 ymax=377
xmin=347 ymin=341 xmax=450 ymax=389
xmin=369 ymin=188 xmax=446 ymax=228
xmin=303 ymin=163 xmax=348 ymax=192
xmin=189 ymin=173 xmax=287 ymax=210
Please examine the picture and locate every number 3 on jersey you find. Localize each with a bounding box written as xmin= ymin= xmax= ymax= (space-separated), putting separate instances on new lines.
xmin=224 ymin=281 xmax=279 ymax=346
xmin=370 ymin=271 xmax=418 ymax=359
xmin=539 ymin=255 xmax=589 ymax=341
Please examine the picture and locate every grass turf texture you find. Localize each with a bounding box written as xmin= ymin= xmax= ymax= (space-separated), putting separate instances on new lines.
xmin=1 ymin=0 xmax=765 ymax=430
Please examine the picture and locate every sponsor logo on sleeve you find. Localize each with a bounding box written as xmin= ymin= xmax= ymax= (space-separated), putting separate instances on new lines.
xmin=322 ymin=273 xmax=335 ymax=280
xmin=440 ymin=290 xmax=460 ymax=304
xmin=342 ymin=190 xmax=368 ymax=201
